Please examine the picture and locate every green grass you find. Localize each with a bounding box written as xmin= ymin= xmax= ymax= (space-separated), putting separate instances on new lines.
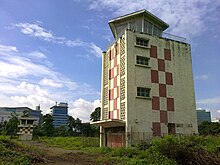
xmin=39 ymin=136 xmax=99 ymax=150
xmin=39 ymin=135 xmax=220 ymax=165
xmin=0 ymin=135 xmax=45 ymax=165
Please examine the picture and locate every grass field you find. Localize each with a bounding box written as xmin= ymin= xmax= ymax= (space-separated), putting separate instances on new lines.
xmin=1 ymin=135 xmax=220 ymax=165
xmin=39 ymin=135 xmax=220 ymax=165
xmin=0 ymin=136 xmax=45 ymax=165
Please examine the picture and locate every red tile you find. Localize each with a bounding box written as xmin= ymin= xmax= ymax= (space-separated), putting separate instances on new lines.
xmin=109 ymin=69 xmax=114 ymax=79
xmin=114 ymin=77 xmax=117 ymax=88
xmin=164 ymin=49 xmax=171 ymax=61
xmin=166 ymin=72 xmax=173 ymax=85
xmin=167 ymin=98 xmax=174 ymax=111
xmin=109 ymin=111 xmax=113 ymax=119
xmin=152 ymin=96 xmax=160 ymax=110
xmin=152 ymin=122 xmax=161 ymax=136
xmin=151 ymin=70 xmax=158 ymax=83
xmin=114 ymin=56 xmax=117 ymax=67
xmin=114 ymin=99 xmax=117 ymax=109
xmin=117 ymin=65 xmax=120 ymax=76
xmin=109 ymin=89 xmax=114 ymax=100
xmin=159 ymin=84 xmax=166 ymax=97
xmin=150 ymin=45 xmax=157 ymax=58
xmin=160 ymin=111 xmax=168 ymax=123
xmin=158 ymin=59 xmax=165 ymax=71
xmin=110 ymin=49 xmax=115 ymax=60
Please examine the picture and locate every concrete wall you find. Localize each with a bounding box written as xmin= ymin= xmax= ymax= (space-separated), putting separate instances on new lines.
xmin=125 ymin=30 xmax=198 ymax=144
xmin=100 ymin=29 xmax=197 ymax=147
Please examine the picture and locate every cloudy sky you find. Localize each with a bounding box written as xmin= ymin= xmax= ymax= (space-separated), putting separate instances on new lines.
xmin=0 ymin=0 xmax=220 ymax=121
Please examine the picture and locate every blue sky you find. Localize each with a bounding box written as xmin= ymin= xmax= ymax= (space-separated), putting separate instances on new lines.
xmin=0 ymin=0 xmax=219 ymax=121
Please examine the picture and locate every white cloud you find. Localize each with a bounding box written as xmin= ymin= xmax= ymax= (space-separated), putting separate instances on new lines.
xmin=13 ymin=23 xmax=102 ymax=58
xmin=89 ymin=43 xmax=102 ymax=57
xmin=197 ymin=97 xmax=220 ymax=105
xmin=28 ymin=51 xmax=46 ymax=59
xmin=0 ymin=44 xmax=18 ymax=53
xmin=0 ymin=43 xmax=100 ymax=117
xmin=40 ymin=78 xmax=63 ymax=88
xmin=217 ymin=110 xmax=220 ymax=114
xmin=195 ymin=74 xmax=208 ymax=80
xmin=14 ymin=23 xmax=54 ymax=41
xmin=88 ymin=0 xmax=220 ymax=38
xmin=68 ymin=98 xmax=101 ymax=122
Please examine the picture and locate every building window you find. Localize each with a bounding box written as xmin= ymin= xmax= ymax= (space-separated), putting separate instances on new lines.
xmin=136 ymin=55 xmax=149 ymax=66
xmin=136 ymin=38 xmax=149 ymax=47
xmin=137 ymin=87 xmax=150 ymax=97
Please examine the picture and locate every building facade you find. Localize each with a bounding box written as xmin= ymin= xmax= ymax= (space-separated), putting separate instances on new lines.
xmin=51 ymin=102 xmax=68 ymax=128
xmin=17 ymin=117 xmax=37 ymax=140
xmin=0 ymin=106 xmax=42 ymax=124
xmin=197 ymin=109 xmax=211 ymax=125
xmin=93 ymin=10 xmax=198 ymax=147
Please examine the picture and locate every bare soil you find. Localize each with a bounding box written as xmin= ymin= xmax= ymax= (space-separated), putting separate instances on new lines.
xmin=20 ymin=141 xmax=102 ymax=165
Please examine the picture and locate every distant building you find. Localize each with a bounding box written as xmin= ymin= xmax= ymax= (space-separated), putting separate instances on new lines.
xmin=50 ymin=102 xmax=68 ymax=128
xmin=17 ymin=117 xmax=37 ymax=140
xmin=212 ymin=118 xmax=220 ymax=123
xmin=92 ymin=9 xmax=198 ymax=147
xmin=0 ymin=106 xmax=42 ymax=124
xmin=197 ymin=109 xmax=211 ymax=125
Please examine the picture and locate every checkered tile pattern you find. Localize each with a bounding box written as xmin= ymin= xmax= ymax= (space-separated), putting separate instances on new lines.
xmin=18 ymin=126 xmax=34 ymax=135
xmin=108 ymin=43 xmax=120 ymax=119
xmin=150 ymin=45 xmax=175 ymax=136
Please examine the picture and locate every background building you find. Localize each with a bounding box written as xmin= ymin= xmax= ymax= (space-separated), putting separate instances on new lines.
xmin=197 ymin=109 xmax=211 ymax=125
xmin=212 ymin=118 xmax=220 ymax=123
xmin=93 ymin=10 xmax=198 ymax=147
xmin=51 ymin=102 xmax=68 ymax=128
xmin=17 ymin=117 xmax=37 ymax=140
xmin=0 ymin=106 xmax=42 ymax=124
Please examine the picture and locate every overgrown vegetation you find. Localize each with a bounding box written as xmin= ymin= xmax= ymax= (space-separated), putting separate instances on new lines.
xmin=0 ymin=136 xmax=45 ymax=165
xmin=40 ymin=135 xmax=220 ymax=165
xmin=40 ymin=136 xmax=99 ymax=150
xmin=198 ymin=121 xmax=220 ymax=135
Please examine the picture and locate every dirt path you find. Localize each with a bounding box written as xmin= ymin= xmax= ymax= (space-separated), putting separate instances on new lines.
xmin=21 ymin=141 xmax=102 ymax=165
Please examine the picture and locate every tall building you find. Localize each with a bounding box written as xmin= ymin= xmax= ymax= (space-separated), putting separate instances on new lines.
xmin=50 ymin=102 xmax=68 ymax=128
xmin=93 ymin=10 xmax=198 ymax=147
xmin=0 ymin=106 xmax=42 ymax=124
xmin=196 ymin=109 xmax=211 ymax=125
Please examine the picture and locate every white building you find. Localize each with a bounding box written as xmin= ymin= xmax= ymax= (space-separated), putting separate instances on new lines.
xmin=92 ymin=10 xmax=198 ymax=147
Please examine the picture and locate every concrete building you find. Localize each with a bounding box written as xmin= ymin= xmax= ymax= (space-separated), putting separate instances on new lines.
xmin=17 ymin=117 xmax=37 ymax=140
xmin=92 ymin=10 xmax=198 ymax=147
xmin=0 ymin=106 xmax=42 ymax=124
xmin=196 ymin=109 xmax=211 ymax=125
xmin=50 ymin=102 xmax=68 ymax=128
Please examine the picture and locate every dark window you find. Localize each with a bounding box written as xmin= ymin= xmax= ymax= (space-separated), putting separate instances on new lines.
xmin=136 ymin=38 xmax=149 ymax=47
xmin=137 ymin=87 xmax=150 ymax=97
xmin=21 ymin=120 xmax=26 ymax=124
xmin=27 ymin=120 xmax=33 ymax=125
xmin=136 ymin=56 xmax=149 ymax=66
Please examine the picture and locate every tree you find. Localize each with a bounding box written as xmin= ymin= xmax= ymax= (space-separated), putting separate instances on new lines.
xmin=41 ymin=114 xmax=54 ymax=136
xmin=5 ymin=112 xmax=19 ymax=136
xmin=22 ymin=109 xmax=30 ymax=117
xmin=0 ymin=120 xmax=7 ymax=135
xmin=198 ymin=121 xmax=220 ymax=135
xmin=90 ymin=107 xmax=101 ymax=122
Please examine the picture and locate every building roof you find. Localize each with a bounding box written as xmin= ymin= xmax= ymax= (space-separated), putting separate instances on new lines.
xmin=0 ymin=107 xmax=33 ymax=111
xmin=91 ymin=119 xmax=125 ymax=128
xmin=108 ymin=9 xmax=169 ymax=38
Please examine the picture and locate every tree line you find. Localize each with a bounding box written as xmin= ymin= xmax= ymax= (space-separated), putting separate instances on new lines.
xmin=0 ymin=107 xmax=101 ymax=137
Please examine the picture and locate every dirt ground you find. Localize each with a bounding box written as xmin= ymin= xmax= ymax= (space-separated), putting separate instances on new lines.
xmin=21 ymin=141 xmax=103 ymax=165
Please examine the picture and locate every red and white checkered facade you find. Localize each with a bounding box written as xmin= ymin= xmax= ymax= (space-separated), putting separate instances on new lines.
xmin=150 ymin=45 xmax=175 ymax=136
